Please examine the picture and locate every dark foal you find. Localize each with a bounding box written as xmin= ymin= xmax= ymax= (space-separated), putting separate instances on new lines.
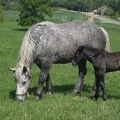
xmin=72 ymin=46 xmax=120 ymax=101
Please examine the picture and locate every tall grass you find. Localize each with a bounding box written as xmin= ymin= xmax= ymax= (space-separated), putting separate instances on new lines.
xmin=0 ymin=10 xmax=120 ymax=120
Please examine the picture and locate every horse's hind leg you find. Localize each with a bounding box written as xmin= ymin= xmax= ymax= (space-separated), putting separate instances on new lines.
xmin=90 ymin=80 xmax=96 ymax=97
xmin=72 ymin=59 xmax=87 ymax=94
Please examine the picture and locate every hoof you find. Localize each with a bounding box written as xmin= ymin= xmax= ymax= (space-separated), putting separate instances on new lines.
xmin=90 ymin=91 xmax=96 ymax=97
xmin=35 ymin=96 xmax=40 ymax=100
xmin=35 ymin=94 xmax=43 ymax=100
xmin=103 ymin=98 xmax=107 ymax=101
xmin=72 ymin=89 xmax=80 ymax=94
xmin=47 ymin=91 xmax=53 ymax=95
xmin=95 ymin=95 xmax=99 ymax=100
xmin=47 ymin=89 xmax=53 ymax=95
xmin=103 ymin=97 xmax=107 ymax=101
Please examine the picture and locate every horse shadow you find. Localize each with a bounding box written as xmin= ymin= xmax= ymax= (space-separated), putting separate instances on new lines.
xmin=13 ymin=28 xmax=28 ymax=32
xmin=9 ymin=90 xmax=16 ymax=100
xmin=9 ymin=84 xmax=120 ymax=100
xmin=9 ymin=84 xmax=92 ymax=99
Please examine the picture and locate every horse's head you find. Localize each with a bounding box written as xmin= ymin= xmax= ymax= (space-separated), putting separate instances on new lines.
xmin=9 ymin=65 xmax=31 ymax=101
xmin=72 ymin=46 xmax=84 ymax=66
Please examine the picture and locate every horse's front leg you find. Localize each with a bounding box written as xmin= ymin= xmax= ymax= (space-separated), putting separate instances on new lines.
xmin=35 ymin=61 xmax=51 ymax=100
xmin=37 ymin=64 xmax=53 ymax=95
xmin=46 ymin=74 xmax=53 ymax=94
xmin=72 ymin=59 xmax=87 ymax=94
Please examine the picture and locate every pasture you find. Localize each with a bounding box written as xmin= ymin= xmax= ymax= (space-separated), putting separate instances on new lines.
xmin=0 ymin=10 xmax=120 ymax=120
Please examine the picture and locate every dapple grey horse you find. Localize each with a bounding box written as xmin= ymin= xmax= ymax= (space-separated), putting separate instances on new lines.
xmin=10 ymin=21 xmax=110 ymax=101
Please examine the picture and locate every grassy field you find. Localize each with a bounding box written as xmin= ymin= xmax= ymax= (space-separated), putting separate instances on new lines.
xmin=0 ymin=10 xmax=120 ymax=120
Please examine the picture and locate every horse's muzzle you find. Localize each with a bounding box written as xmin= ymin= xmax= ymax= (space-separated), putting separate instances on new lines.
xmin=16 ymin=95 xmax=25 ymax=101
xmin=16 ymin=92 xmax=29 ymax=101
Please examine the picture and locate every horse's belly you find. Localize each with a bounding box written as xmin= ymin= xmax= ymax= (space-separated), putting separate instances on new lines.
xmin=53 ymin=52 xmax=73 ymax=64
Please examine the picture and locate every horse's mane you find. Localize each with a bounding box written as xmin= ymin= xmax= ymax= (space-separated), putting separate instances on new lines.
xmin=82 ymin=46 xmax=108 ymax=58
xmin=84 ymin=46 xmax=105 ymax=53
xmin=17 ymin=21 xmax=57 ymax=69
xmin=17 ymin=28 xmax=37 ymax=68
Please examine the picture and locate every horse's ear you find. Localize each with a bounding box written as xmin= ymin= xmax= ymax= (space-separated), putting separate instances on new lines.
xmin=22 ymin=66 xmax=32 ymax=80
xmin=9 ymin=68 xmax=16 ymax=72
xmin=23 ymin=66 xmax=28 ymax=74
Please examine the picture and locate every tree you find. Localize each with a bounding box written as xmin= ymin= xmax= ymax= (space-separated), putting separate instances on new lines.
xmin=19 ymin=0 xmax=52 ymax=26
xmin=0 ymin=0 xmax=4 ymax=24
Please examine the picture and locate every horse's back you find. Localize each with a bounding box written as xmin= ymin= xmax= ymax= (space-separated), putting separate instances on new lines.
xmin=28 ymin=21 xmax=107 ymax=63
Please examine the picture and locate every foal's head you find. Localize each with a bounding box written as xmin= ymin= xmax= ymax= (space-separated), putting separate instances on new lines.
xmin=10 ymin=64 xmax=31 ymax=101
xmin=72 ymin=46 xmax=104 ymax=66
xmin=72 ymin=46 xmax=84 ymax=66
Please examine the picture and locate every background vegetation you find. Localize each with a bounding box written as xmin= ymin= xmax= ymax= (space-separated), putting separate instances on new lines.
xmin=18 ymin=0 xmax=52 ymax=26
xmin=0 ymin=9 xmax=120 ymax=120
xmin=0 ymin=0 xmax=4 ymax=23
xmin=1 ymin=0 xmax=120 ymax=25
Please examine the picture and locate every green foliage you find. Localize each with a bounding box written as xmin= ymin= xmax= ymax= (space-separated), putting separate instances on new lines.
xmin=106 ymin=0 xmax=120 ymax=18
xmin=45 ymin=10 xmax=88 ymax=23
xmin=105 ymin=7 xmax=115 ymax=17
xmin=115 ymin=11 xmax=120 ymax=18
xmin=0 ymin=5 xmax=4 ymax=23
xmin=19 ymin=0 xmax=52 ymax=26
xmin=1 ymin=0 xmax=19 ymax=10
xmin=50 ymin=0 xmax=108 ymax=12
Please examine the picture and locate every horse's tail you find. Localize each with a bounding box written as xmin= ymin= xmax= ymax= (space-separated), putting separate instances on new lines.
xmin=100 ymin=27 xmax=111 ymax=52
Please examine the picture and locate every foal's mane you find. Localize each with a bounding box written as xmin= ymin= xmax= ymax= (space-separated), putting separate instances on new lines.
xmin=85 ymin=47 xmax=104 ymax=52
xmin=83 ymin=46 xmax=106 ymax=57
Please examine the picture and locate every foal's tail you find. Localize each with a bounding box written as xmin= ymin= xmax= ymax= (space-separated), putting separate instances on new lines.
xmin=100 ymin=27 xmax=111 ymax=52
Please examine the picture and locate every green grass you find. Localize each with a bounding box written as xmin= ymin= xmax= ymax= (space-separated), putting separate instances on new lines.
xmin=0 ymin=10 xmax=120 ymax=120
xmin=45 ymin=9 xmax=88 ymax=23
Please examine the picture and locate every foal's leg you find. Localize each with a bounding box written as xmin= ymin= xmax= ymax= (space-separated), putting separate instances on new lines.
xmin=95 ymin=70 xmax=107 ymax=100
xmin=35 ymin=60 xmax=51 ymax=100
xmin=100 ymin=74 xmax=107 ymax=101
xmin=94 ymin=71 xmax=101 ymax=100
xmin=90 ymin=70 xmax=97 ymax=97
xmin=72 ymin=59 xmax=87 ymax=94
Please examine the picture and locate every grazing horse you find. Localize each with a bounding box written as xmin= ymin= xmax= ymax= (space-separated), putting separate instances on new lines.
xmin=72 ymin=46 xmax=120 ymax=101
xmin=9 ymin=21 xmax=111 ymax=101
